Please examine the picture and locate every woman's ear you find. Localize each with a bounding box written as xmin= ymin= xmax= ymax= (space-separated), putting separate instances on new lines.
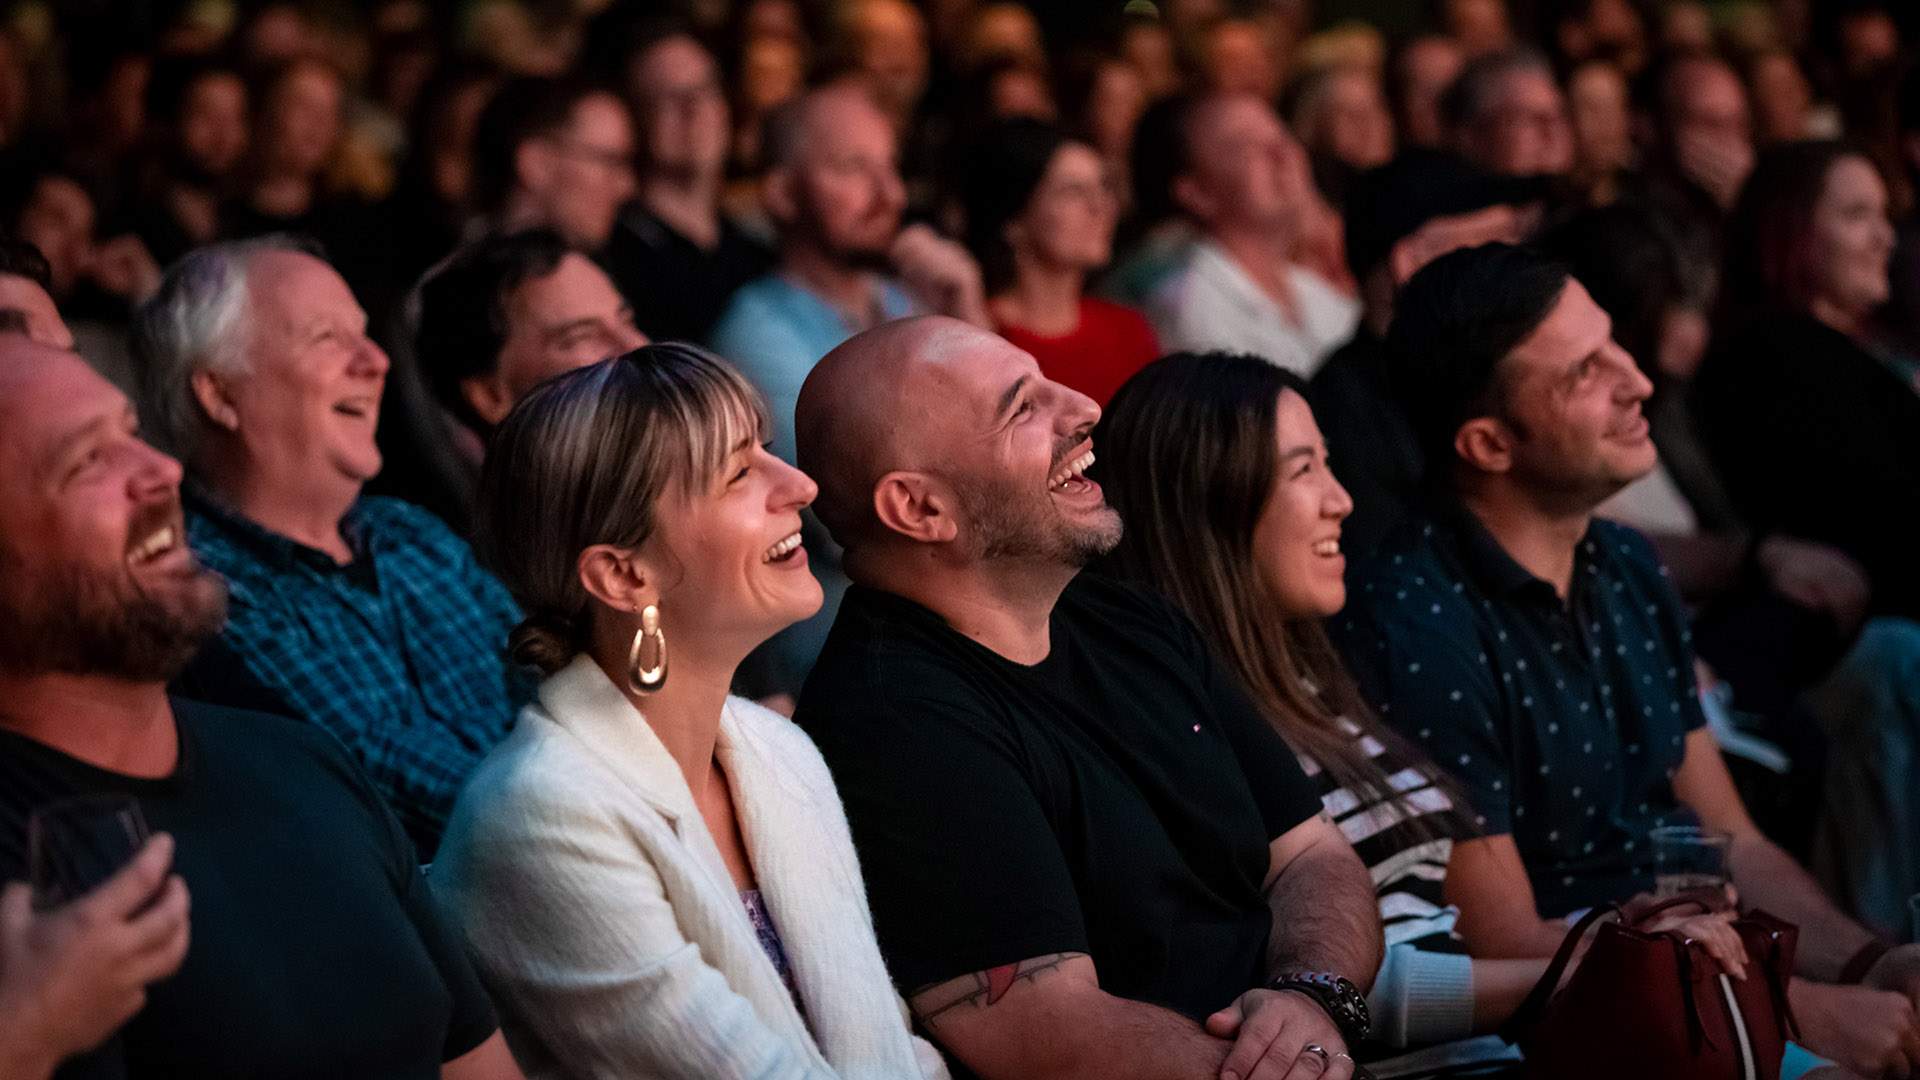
xmin=577 ymin=543 xmax=656 ymax=614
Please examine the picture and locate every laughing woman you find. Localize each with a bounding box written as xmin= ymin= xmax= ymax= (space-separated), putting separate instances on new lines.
xmin=432 ymin=343 xmax=946 ymax=1079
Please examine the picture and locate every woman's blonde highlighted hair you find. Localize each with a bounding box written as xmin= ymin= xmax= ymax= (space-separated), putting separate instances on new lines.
xmin=476 ymin=342 xmax=768 ymax=674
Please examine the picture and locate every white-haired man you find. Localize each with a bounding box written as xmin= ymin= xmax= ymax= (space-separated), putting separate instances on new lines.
xmin=133 ymin=236 xmax=532 ymax=859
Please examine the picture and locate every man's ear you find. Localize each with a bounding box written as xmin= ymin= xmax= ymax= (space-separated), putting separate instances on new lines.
xmin=872 ymin=471 xmax=959 ymax=545
xmin=577 ymin=542 xmax=658 ymax=615
xmin=190 ymin=368 xmax=241 ymax=432
xmin=762 ymin=166 xmax=798 ymax=225
xmin=460 ymin=372 xmax=515 ymax=428
xmin=1454 ymin=416 xmax=1515 ymax=475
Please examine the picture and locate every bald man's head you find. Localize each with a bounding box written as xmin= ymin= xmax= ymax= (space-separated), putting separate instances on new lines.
xmin=797 ymin=315 xmax=1119 ymax=575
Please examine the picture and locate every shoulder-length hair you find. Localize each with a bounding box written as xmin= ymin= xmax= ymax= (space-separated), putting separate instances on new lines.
xmin=1095 ymin=351 xmax=1460 ymax=836
xmin=1718 ymin=140 xmax=1876 ymax=333
xmin=476 ymin=342 xmax=769 ymax=675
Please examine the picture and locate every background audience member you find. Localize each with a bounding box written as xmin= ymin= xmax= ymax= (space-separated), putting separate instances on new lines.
xmin=1627 ymin=52 xmax=1756 ymax=318
xmin=1390 ymin=35 xmax=1467 ymax=152
xmin=1339 ymin=242 xmax=1920 ymax=1079
xmin=1286 ymin=64 xmax=1396 ymax=209
xmin=134 ymin=237 xmax=532 ymax=857
xmin=1443 ymin=48 xmax=1573 ymax=179
xmin=403 ymin=227 xmax=647 ymax=532
xmin=1565 ymin=59 xmax=1633 ymax=205
xmin=377 ymin=61 xmax=503 ymax=315
xmin=710 ymin=82 xmax=985 ymax=698
xmin=0 ymin=339 xmax=523 ymax=1080
xmin=603 ymin=21 xmax=772 ymax=343
xmin=962 ymin=116 xmax=1156 ymax=406
xmin=437 ymin=344 xmax=944 ymax=1079
xmin=795 ymin=316 xmax=1382 ymax=1080
xmin=470 ymin=75 xmax=636 ymax=256
xmin=1310 ymin=154 xmax=1539 ymax=557
xmin=0 ymin=239 xmax=74 ymax=351
xmin=1698 ymin=141 xmax=1920 ymax=620
xmin=1138 ymin=92 xmax=1359 ymax=375
xmin=128 ymin=57 xmax=249 ymax=268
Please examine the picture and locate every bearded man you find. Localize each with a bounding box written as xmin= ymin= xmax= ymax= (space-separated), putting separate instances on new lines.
xmin=791 ymin=316 xmax=1383 ymax=1080
xmin=0 ymin=339 xmax=523 ymax=1080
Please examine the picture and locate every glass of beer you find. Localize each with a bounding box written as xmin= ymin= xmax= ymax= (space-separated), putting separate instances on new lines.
xmin=1650 ymin=824 xmax=1732 ymax=900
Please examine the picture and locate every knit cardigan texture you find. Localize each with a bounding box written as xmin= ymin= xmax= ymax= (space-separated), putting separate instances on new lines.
xmin=432 ymin=654 xmax=947 ymax=1079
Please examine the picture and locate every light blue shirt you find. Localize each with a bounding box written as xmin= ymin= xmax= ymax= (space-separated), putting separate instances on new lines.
xmin=707 ymin=272 xmax=920 ymax=695
xmin=708 ymin=272 xmax=920 ymax=466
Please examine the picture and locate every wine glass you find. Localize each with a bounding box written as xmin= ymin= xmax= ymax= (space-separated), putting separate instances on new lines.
xmin=28 ymin=794 xmax=150 ymax=912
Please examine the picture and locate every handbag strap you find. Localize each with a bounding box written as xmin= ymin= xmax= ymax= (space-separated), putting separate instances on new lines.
xmin=1499 ymin=904 xmax=1618 ymax=1044
xmin=1624 ymin=888 xmax=1728 ymax=928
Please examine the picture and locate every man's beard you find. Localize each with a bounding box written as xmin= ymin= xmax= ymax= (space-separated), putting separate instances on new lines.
xmin=0 ymin=557 xmax=229 ymax=683
xmin=950 ymin=446 xmax=1123 ymax=568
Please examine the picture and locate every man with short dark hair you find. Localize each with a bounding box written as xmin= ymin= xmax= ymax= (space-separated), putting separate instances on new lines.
xmin=1333 ymin=242 xmax=1920 ymax=1079
xmin=399 ymin=228 xmax=648 ymax=530
xmin=795 ymin=315 xmax=1382 ymax=1080
xmin=470 ymin=76 xmax=637 ymax=254
xmin=0 ymin=336 xmax=523 ymax=1080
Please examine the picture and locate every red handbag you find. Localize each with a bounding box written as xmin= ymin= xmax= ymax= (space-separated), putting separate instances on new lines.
xmin=1501 ymin=893 xmax=1801 ymax=1080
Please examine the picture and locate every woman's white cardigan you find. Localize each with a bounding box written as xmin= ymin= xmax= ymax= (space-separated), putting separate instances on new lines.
xmin=432 ymin=654 xmax=948 ymax=1079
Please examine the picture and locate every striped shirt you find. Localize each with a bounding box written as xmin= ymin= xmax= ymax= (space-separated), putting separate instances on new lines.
xmin=1301 ymin=719 xmax=1522 ymax=1077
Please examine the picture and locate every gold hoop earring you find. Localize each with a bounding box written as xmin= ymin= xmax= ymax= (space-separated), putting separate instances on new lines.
xmin=627 ymin=603 xmax=668 ymax=694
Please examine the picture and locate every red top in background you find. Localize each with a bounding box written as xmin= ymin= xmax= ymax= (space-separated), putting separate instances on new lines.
xmin=998 ymin=298 xmax=1161 ymax=407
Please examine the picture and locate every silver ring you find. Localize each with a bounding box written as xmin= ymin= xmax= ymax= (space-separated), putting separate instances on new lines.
xmin=1300 ymin=1043 xmax=1332 ymax=1067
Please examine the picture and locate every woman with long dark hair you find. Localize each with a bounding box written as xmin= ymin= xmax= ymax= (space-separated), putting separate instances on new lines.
xmin=1094 ymin=351 xmax=1744 ymax=1076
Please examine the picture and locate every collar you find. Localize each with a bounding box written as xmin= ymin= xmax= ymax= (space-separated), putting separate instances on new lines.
xmin=1425 ymin=493 xmax=1601 ymax=607
xmin=534 ymin=653 xmax=757 ymax=828
xmin=183 ymin=480 xmax=369 ymax=572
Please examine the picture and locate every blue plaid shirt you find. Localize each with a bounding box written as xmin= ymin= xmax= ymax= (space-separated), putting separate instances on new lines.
xmin=177 ymin=486 xmax=535 ymax=857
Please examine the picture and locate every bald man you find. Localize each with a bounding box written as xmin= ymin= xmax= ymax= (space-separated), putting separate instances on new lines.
xmin=709 ymin=82 xmax=985 ymax=697
xmin=792 ymin=316 xmax=1383 ymax=1080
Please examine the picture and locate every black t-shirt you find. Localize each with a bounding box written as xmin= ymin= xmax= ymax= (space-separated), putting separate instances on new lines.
xmin=0 ymin=699 xmax=497 ymax=1080
xmin=603 ymin=208 xmax=774 ymax=343
xmin=796 ymin=574 xmax=1322 ymax=1025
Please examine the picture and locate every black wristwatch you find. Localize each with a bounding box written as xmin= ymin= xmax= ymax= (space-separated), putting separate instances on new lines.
xmin=1268 ymin=971 xmax=1372 ymax=1044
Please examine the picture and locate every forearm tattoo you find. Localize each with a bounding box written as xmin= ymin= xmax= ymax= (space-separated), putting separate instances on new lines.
xmin=910 ymin=951 xmax=1085 ymax=1029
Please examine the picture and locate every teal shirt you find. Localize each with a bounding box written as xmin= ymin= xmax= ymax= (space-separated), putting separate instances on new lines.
xmin=707 ymin=273 xmax=920 ymax=466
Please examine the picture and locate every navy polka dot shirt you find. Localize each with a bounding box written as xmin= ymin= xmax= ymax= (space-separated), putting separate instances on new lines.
xmin=1330 ymin=505 xmax=1707 ymax=917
